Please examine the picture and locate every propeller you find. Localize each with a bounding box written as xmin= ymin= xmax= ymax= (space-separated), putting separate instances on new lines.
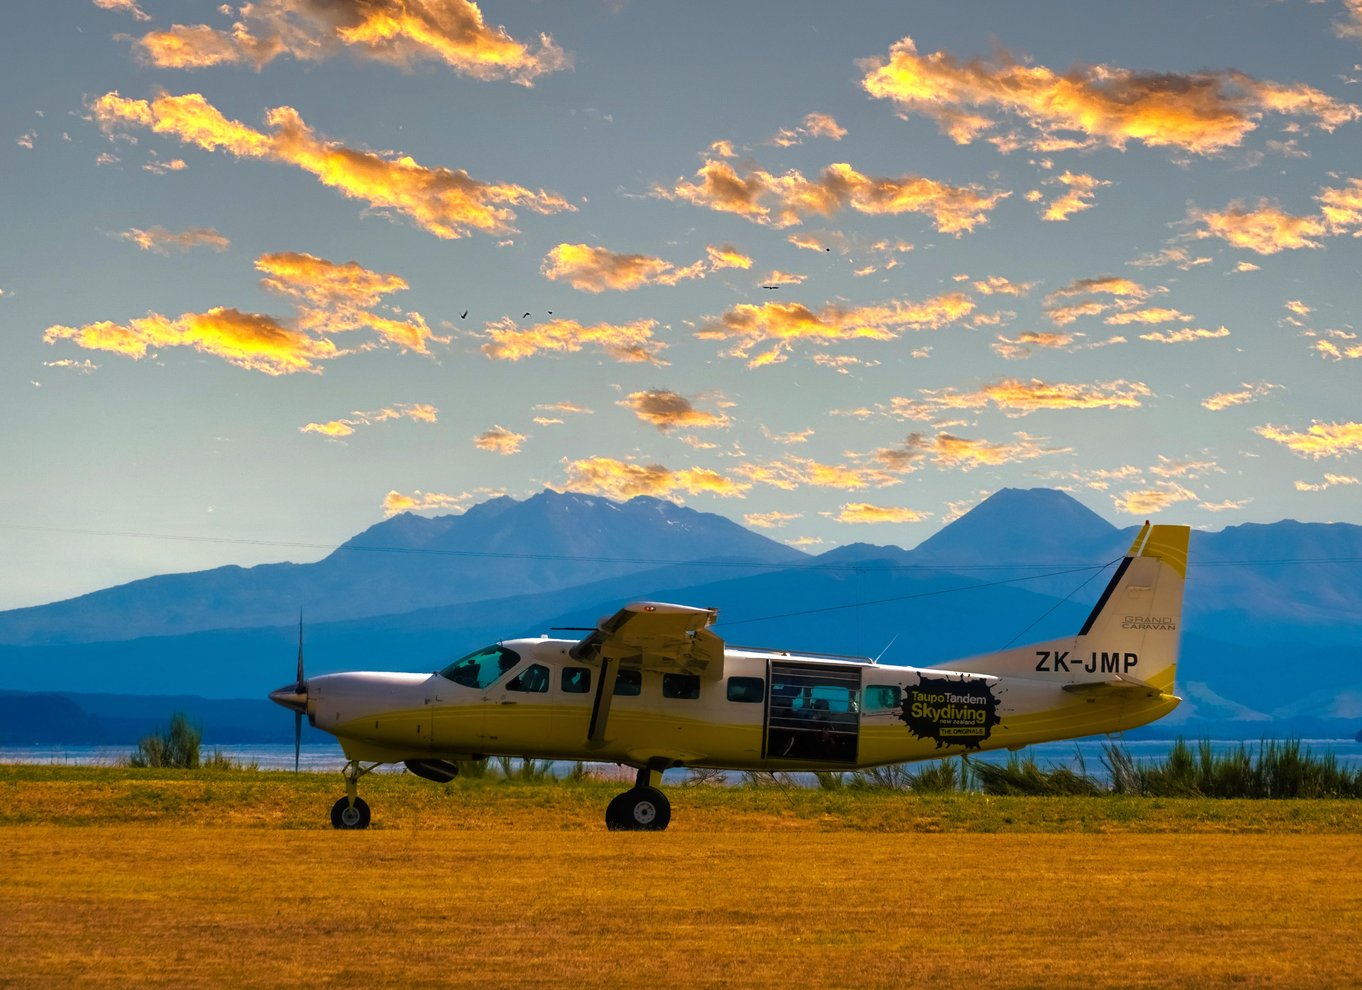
xmin=293 ymin=613 xmax=304 ymax=773
xmin=268 ymin=609 xmax=309 ymax=773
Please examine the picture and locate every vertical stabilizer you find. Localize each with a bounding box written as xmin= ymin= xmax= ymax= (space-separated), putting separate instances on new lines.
xmin=1072 ymin=524 xmax=1189 ymax=693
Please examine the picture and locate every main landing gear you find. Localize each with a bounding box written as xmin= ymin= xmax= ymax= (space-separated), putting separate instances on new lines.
xmin=331 ymin=759 xmax=380 ymax=830
xmin=605 ymin=765 xmax=672 ymax=831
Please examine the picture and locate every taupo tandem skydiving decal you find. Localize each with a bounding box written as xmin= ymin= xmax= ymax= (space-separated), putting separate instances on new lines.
xmin=899 ymin=674 xmax=1002 ymax=749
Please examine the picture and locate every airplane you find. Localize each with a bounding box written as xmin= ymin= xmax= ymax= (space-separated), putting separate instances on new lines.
xmin=270 ymin=522 xmax=1189 ymax=830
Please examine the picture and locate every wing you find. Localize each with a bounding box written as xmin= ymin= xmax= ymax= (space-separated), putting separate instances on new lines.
xmin=570 ymin=601 xmax=725 ymax=679
xmin=569 ymin=601 xmax=726 ymax=747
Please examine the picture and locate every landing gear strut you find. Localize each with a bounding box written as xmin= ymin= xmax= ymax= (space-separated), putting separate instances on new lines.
xmin=331 ymin=760 xmax=381 ymax=830
xmin=605 ymin=764 xmax=672 ymax=831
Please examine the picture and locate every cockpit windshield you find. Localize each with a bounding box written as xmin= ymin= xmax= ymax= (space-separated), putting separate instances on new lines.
xmin=438 ymin=644 xmax=521 ymax=690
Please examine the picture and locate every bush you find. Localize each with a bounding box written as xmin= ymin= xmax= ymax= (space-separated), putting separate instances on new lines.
xmin=130 ymin=713 xmax=201 ymax=769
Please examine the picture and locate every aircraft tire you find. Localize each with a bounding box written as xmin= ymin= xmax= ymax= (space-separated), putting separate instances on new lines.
xmin=330 ymin=796 xmax=371 ymax=830
xmin=605 ymin=787 xmax=670 ymax=831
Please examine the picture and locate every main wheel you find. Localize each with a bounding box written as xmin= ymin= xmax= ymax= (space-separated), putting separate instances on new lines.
xmin=330 ymin=796 xmax=371 ymax=830
xmin=605 ymin=787 xmax=670 ymax=831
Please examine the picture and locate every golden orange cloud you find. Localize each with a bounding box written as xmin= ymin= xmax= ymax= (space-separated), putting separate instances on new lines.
xmin=1201 ymin=382 xmax=1281 ymax=411
xmin=480 ymin=316 xmax=666 ymax=365
xmin=971 ymin=275 xmax=1034 ymax=296
xmin=803 ymin=113 xmax=847 ymax=140
xmin=887 ymin=378 xmax=1153 ymax=420
xmin=301 ymin=402 xmax=437 ymax=438
xmin=1042 ymin=171 xmax=1109 ymax=222
xmin=92 ymin=91 xmax=572 ymax=239
xmin=540 ymin=243 xmax=705 ymax=292
xmin=738 ymin=456 xmax=900 ymax=492
xmin=744 ymin=510 xmax=803 ymax=529
xmin=1139 ymin=326 xmax=1230 ymax=344
xmin=872 ymin=431 xmax=1067 ymax=472
xmin=94 ymin=0 xmax=150 ymax=20
xmin=1255 ymin=421 xmax=1362 ymax=458
xmin=1192 ymin=199 xmax=1328 ymax=254
xmin=618 ymin=390 xmax=730 ymax=432
xmin=1314 ymin=332 xmax=1362 ymax=361
xmin=657 ymin=159 xmax=1007 ymax=233
xmin=473 ymin=425 xmax=526 ymax=455
xmin=1105 ymin=307 xmax=1192 ymax=326
xmin=1128 ymin=247 xmax=1212 ymax=270
xmin=706 ymin=244 xmax=752 ymax=270
xmin=700 ymin=292 xmax=974 ymax=367
xmin=382 ymin=489 xmax=475 ymax=516
xmin=1111 ymin=483 xmax=1199 ymax=516
xmin=834 ymin=503 xmax=931 ymax=524
xmin=120 ymin=225 xmax=229 ymax=254
xmin=135 ymin=0 xmax=569 ymax=84
xmin=1295 ymin=473 xmax=1359 ymax=492
xmin=44 ymin=307 xmax=339 ymax=376
xmin=860 ymin=36 xmax=1359 ymax=154
xmin=1047 ymin=276 xmax=1150 ymax=302
xmin=992 ymin=331 xmax=1076 ymax=360
xmin=559 ymin=457 xmax=749 ymax=500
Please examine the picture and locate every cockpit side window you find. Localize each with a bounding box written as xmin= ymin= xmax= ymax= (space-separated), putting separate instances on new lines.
xmin=506 ymin=664 xmax=550 ymax=693
xmin=438 ymin=645 xmax=521 ymax=690
xmin=561 ymin=667 xmax=592 ymax=694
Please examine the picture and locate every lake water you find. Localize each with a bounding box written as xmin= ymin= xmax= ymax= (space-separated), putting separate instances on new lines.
xmin=4 ymin=738 xmax=1361 ymax=782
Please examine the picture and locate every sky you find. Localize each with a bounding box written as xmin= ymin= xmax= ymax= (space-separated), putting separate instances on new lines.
xmin=3 ymin=0 xmax=1361 ymax=611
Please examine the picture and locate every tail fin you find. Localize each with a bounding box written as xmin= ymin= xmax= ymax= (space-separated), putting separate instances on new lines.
xmin=1072 ymin=523 xmax=1189 ymax=693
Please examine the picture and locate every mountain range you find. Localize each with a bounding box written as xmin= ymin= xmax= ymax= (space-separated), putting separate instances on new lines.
xmin=3 ymin=487 xmax=1359 ymax=744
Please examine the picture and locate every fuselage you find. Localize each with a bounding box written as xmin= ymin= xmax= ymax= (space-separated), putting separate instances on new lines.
xmin=303 ymin=636 xmax=1179 ymax=770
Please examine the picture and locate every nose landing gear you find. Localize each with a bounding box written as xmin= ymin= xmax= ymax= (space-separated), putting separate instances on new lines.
xmin=331 ymin=759 xmax=381 ymax=830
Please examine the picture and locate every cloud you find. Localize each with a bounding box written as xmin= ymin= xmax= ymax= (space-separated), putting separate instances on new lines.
xmin=834 ymin=503 xmax=932 ymax=524
xmin=1191 ymin=199 xmax=1328 ymax=254
xmin=255 ymin=251 xmax=444 ymax=353
xmin=1255 ymin=421 xmax=1362 ymax=458
xmin=737 ymin=456 xmax=901 ymax=491
xmin=133 ymin=0 xmax=569 ymax=85
xmin=971 ymin=275 xmax=1034 ymax=296
xmin=1111 ymin=482 xmax=1199 ymax=515
xmin=1233 ymin=261 xmax=1261 ymax=273
xmin=618 ymin=390 xmax=731 ymax=432
xmin=93 ymin=0 xmax=151 ymax=20
xmin=1127 ymin=247 xmax=1212 ymax=270
xmin=541 ymin=243 xmax=706 ymax=292
xmin=480 ymin=316 xmax=666 ymax=364
xmin=1284 ymin=299 xmax=1312 ymax=319
xmin=991 ymin=330 xmax=1075 ymax=360
xmin=1295 ymin=474 xmax=1360 ymax=492
xmin=119 ymin=225 xmax=230 ymax=254
xmin=884 ymin=378 xmax=1153 ymax=420
xmin=859 ymin=36 xmax=1359 ymax=155
xmin=1201 ymin=382 xmax=1281 ymax=411
xmin=534 ymin=401 xmax=593 ymax=415
xmin=1139 ymin=326 xmax=1230 ymax=344
xmin=1046 ymin=276 xmax=1150 ymax=303
xmin=42 ymin=359 xmax=99 ymax=374
xmin=1041 ymin=171 xmax=1110 ymax=221
xmin=1148 ymin=455 xmax=1222 ymax=480
xmin=142 ymin=157 xmax=188 ymax=175
xmin=802 ymin=112 xmax=847 ymax=140
xmin=744 ymin=510 xmax=803 ymax=529
xmin=762 ymin=426 xmax=814 ymax=445
xmin=1336 ymin=0 xmax=1362 ymax=43
xmin=382 ymin=489 xmax=475 ymax=516
xmin=44 ymin=308 xmax=339 ymax=376
xmin=1104 ymin=307 xmax=1191 ymax=326
xmin=45 ymin=251 xmax=440 ymax=374
xmin=870 ymin=431 xmax=1068 ymax=472
xmin=705 ymin=244 xmax=752 ymax=270
xmin=656 ymin=159 xmax=1008 ymax=234
xmin=17 ymin=131 xmax=36 ymax=150
xmin=92 ymin=91 xmax=573 ymax=240
xmin=699 ymin=292 xmax=974 ymax=367
xmin=473 ymin=425 xmax=526 ymax=455
xmin=301 ymin=402 xmax=437 ymax=438
xmin=559 ymin=456 xmax=749 ymax=499
xmin=1313 ymin=329 xmax=1362 ymax=361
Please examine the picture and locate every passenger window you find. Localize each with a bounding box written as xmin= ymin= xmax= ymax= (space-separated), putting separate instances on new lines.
xmin=506 ymin=664 xmax=549 ymax=693
xmin=614 ymin=669 xmax=642 ymax=697
xmin=561 ymin=666 xmax=591 ymax=694
xmin=727 ymin=676 xmax=765 ymax=703
xmin=864 ymin=684 xmax=901 ymax=712
xmin=662 ymin=673 xmax=700 ymax=699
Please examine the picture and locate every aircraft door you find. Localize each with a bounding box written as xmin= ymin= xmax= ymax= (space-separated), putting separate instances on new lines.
xmin=765 ymin=661 xmax=860 ymax=763
xmin=480 ymin=660 xmax=556 ymax=755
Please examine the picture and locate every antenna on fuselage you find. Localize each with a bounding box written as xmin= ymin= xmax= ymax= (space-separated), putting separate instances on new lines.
xmin=872 ymin=634 xmax=898 ymax=664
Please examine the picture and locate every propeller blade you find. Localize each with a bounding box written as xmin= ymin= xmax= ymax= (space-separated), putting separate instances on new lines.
xmin=294 ymin=710 xmax=302 ymax=773
xmin=295 ymin=611 xmax=305 ymax=690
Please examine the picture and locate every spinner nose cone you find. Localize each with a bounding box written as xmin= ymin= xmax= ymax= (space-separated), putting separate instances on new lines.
xmin=269 ymin=682 xmax=308 ymax=713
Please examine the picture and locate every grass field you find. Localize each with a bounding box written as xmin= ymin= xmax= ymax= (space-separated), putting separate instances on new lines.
xmin=3 ymin=767 xmax=1361 ymax=988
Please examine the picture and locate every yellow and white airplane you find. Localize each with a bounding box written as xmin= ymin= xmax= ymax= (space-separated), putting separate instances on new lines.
xmin=270 ymin=522 xmax=1189 ymax=830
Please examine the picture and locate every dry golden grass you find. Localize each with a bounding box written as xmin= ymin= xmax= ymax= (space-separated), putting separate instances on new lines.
xmin=4 ymin=827 xmax=1360 ymax=989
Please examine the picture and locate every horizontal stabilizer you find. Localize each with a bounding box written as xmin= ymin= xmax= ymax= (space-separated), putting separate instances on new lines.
xmin=1062 ymin=675 xmax=1177 ymax=701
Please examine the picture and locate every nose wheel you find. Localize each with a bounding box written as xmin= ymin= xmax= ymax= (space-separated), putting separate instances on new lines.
xmin=331 ymin=759 xmax=381 ymax=830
